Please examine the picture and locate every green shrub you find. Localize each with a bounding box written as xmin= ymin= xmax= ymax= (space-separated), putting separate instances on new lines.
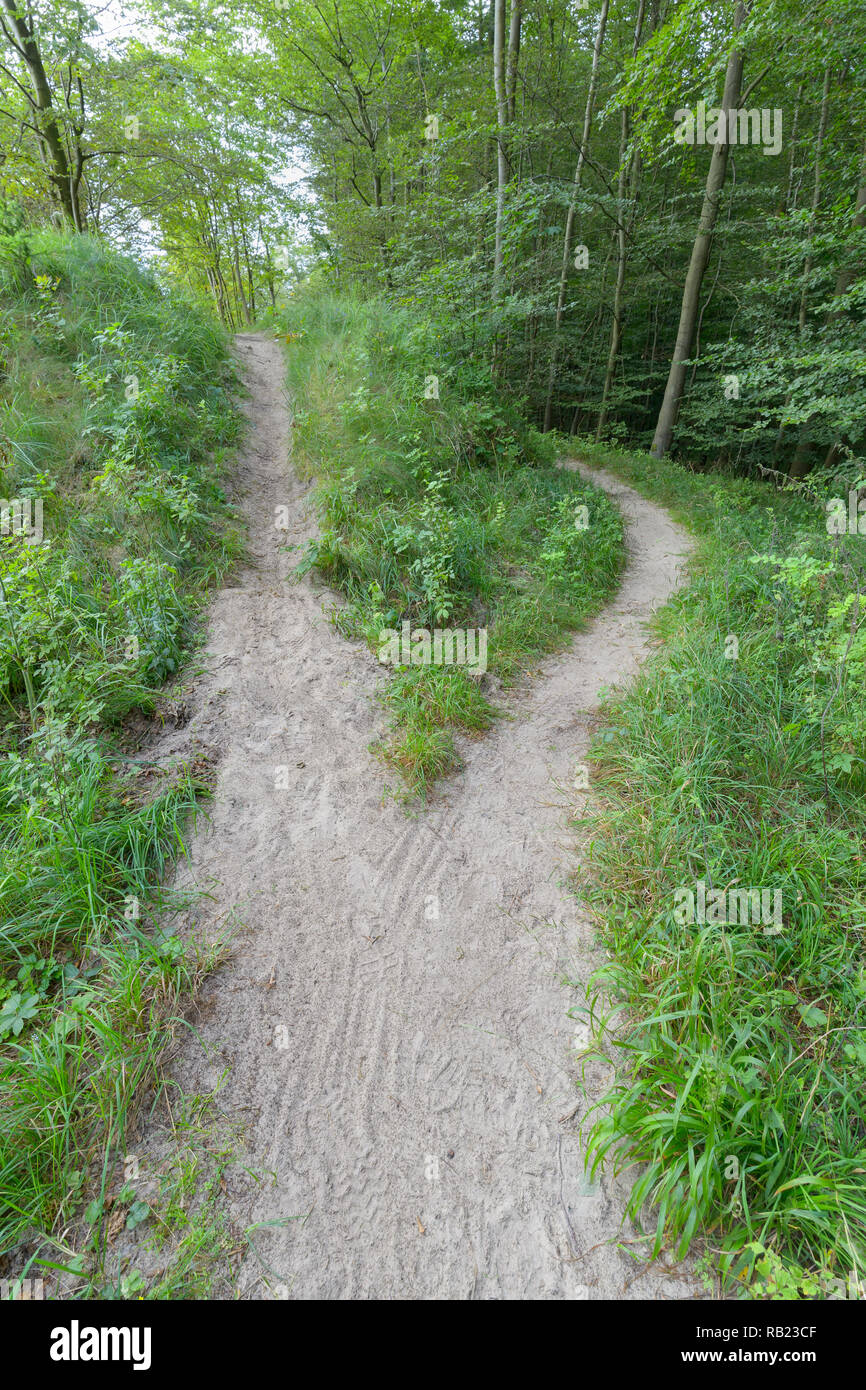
xmin=282 ymin=289 xmax=625 ymax=794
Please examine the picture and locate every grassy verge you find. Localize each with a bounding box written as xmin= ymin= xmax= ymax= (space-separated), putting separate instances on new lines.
xmin=0 ymin=227 xmax=242 ymax=1279
xmin=571 ymin=439 xmax=866 ymax=1299
xmin=278 ymin=288 xmax=625 ymax=796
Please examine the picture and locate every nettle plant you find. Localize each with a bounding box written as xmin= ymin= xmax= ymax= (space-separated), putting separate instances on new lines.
xmin=388 ymin=473 xmax=461 ymax=625
xmin=0 ymin=953 xmax=98 ymax=1041
xmin=114 ymin=555 xmax=185 ymax=681
xmin=31 ymin=273 xmax=69 ymax=353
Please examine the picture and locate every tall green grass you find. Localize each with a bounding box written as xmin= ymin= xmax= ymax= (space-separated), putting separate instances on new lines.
xmin=0 ymin=226 xmax=241 ymax=1272
xmin=279 ymin=289 xmax=625 ymax=795
xmin=571 ymin=439 xmax=866 ymax=1298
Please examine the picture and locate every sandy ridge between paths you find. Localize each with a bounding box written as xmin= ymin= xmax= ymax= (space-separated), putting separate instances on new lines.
xmin=132 ymin=332 xmax=699 ymax=1300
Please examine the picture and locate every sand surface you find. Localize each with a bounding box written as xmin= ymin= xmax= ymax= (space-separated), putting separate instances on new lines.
xmin=136 ymin=332 xmax=697 ymax=1300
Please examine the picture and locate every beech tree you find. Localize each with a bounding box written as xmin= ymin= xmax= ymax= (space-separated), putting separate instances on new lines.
xmin=649 ymin=0 xmax=747 ymax=459
xmin=0 ymin=0 xmax=89 ymax=227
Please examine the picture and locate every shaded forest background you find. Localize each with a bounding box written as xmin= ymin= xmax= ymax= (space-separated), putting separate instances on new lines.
xmin=1 ymin=0 xmax=864 ymax=481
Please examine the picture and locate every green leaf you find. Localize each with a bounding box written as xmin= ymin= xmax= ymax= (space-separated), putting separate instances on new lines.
xmin=126 ymin=1200 xmax=150 ymax=1230
xmin=797 ymin=1003 xmax=828 ymax=1029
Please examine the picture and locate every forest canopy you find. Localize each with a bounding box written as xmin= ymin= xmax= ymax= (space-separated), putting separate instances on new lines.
xmin=1 ymin=0 xmax=863 ymax=476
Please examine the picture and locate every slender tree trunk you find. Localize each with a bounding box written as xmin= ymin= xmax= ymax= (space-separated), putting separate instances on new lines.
xmin=260 ymin=222 xmax=277 ymax=309
xmin=788 ymin=66 xmax=833 ymax=478
xmin=797 ymin=65 xmax=832 ymax=333
xmin=1 ymin=0 xmax=83 ymax=227
xmin=773 ymin=78 xmax=829 ymax=464
xmin=596 ymin=0 xmax=646 ymax=441
xmin=492 ymin=0 xmax=509 ymax=295
xmin=505 ymin=0 xmax=522 ymax=124
xmin=796 ymin=135 xmax=866 ymax=475
xmin=542 ymin=0 xmax=609 ymax=431
xmin=237 ymin=199 xmax=257 ymax=319
xmin=227 ymin=208 xmax=252 ymax=325
xmin=526 ymin=148 xmax=555 ymax=392
xmin=205 ymin=266 xmax=221 ymax=315
xmin=218 ymin=263 xmax=236 ymax=330
xmin=781 ymin=83 xmax=804 ymax=215
xmin=596 ymin=143 xmax=640 ymax=441
xmin=650 ymin=1 xmax=747 ymax=459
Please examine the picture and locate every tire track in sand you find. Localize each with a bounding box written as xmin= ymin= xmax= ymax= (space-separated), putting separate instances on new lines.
xmin=146 ymin=332 xmax=698 ymax=1301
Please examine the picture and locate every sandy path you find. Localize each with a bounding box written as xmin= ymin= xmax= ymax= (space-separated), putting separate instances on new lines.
xmin=150 ymin=332 xmax=696 ymax=1300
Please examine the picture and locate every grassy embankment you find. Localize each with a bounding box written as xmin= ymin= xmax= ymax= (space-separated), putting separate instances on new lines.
xmin=0 ymin=229 xmax=242 ymax=1292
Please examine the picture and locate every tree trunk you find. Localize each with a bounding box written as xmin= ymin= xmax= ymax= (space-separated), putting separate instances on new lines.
xmin=492 ymin=0 xmax=508 ymax=295
xmin=542 ymin=0 xmax=609 ymax=431
xmin=260 ymin=222 xmax=277 ymax=309
xmin=787 ymin=65 xmax=833 ymax=478
xmin=797 ymin=65 xmax=832 ymax=334
xmin=1 ymin=0 xmax=83 ymax=227
xmin=780 ymin=83 xmax=803 ymax=215
xmin=650 ymin=1 xmax=747 ymax=459
xmin=505 ymin=0 xmax=522 ymax=125
xmin=227 ymin=208 xmax=252 ymax=325
xmin=828 ymin=135 xmax=866 ymax=310
xmin=239 ymin=210 xmax=257 ymax=320
xmin=596 ymin=0 xmax=646 ymax=441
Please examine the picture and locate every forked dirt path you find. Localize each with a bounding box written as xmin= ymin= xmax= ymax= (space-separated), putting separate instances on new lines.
xmin=150 ymin=333 xmax=696 ymax=1300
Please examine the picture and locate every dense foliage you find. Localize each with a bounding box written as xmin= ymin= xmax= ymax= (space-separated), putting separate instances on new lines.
xmin=0 ymin=228 xmax=240 ymax=1259
xmin=283 ymin=288 xmax=623 ymax=792
xmin=3 ymin=1 xmax=864 ymax=472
